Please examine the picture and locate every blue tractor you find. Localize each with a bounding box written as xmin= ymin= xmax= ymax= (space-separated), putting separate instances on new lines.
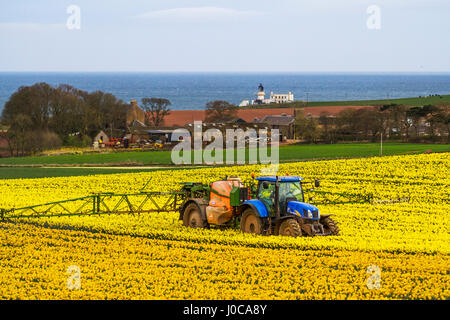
xmin=179 ymin=176 xmax=339 ymax=237
xmin=238 ymin=176 xmax=339 ymax=237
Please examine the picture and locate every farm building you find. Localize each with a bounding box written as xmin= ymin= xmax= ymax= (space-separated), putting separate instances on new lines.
xmin=258 ymin=114 xmax=295 ymax=141
xmin=93 ymin=130 xmax=109 ymax=145
xmin=126 ymin=100 xmax=146 ymax=126
xmin=159 ymin=108 xmax=296 ymax=127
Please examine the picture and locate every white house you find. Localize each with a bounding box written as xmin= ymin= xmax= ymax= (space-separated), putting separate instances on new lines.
xmin=239 ymin=84 xmax=295 ymax=106
xmin=239 ymin=100 xmax=250 ymax=107
xmin=270 ymin=92 xmax=295 ymax=104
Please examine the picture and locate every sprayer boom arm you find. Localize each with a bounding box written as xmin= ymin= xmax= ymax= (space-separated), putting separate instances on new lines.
xmin=1 ymin=191 xmax=185 ymax=220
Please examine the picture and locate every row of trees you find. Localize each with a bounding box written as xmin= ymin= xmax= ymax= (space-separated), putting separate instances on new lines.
xmin=1 ymin=82 xmax=128 ymax=156
xmin=296 ymin=104 xmax=450 ymax=144
xmin=198 ymin=101 xmax=450 ymax=144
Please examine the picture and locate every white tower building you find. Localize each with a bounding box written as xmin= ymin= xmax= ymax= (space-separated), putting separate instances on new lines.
xmin=255 ymin=83 xmax=265 ymax=104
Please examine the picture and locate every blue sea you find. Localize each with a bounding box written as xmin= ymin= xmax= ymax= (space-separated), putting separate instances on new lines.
xmin=1 ymin=72 xmax=449 ymax=111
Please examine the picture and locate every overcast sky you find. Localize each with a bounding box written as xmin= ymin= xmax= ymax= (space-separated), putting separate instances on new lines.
xmin=0 ymin=0 xmax=449 ymax=72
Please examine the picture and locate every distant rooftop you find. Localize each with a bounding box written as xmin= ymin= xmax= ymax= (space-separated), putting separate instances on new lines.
xmin=160 ymin=108 xmax=295 ymax=127
xmin=260 ymin=115 xmax=295 ymax=126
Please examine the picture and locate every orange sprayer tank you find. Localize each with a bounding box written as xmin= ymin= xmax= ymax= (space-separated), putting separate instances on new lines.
xmin=206 ymin=178 xmax=243 ymax=225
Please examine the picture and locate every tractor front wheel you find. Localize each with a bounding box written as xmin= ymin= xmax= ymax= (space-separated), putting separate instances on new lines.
xmin=321 ymin=216 xmax=340 ymax=235
xmin=279 ymin=219 xmax=302 ymax=237
xmin=240 ymin=208 xmax=264 ymax=235
xmin=183 ymin=203 xmax=206 ymax=229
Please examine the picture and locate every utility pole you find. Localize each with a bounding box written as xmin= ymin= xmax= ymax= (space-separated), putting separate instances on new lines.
xmin=293 ymin=119 xmax=296 ymax=141
xmin=380 ymin=132 xmax=383 ymax=156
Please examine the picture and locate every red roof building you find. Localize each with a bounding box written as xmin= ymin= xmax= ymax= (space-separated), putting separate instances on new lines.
xmin=161 ymin=108 xmax=296 ymax=127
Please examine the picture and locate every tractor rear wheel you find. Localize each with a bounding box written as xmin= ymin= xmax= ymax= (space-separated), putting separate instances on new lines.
xmin=240 ymin=208 xmax=264 ymax=235
xmin=183 ymin=203 xmax=206 ymax=229
xmin=321 ymin=216 xmax=339 ymax=235
xmin=279 ymin=219 xmax=302 ymax=237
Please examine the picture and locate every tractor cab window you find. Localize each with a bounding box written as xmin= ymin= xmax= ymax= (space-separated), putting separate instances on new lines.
xmin=279 ymin=182 xmax=304 ymax=216
xmin=279 ymin=182 xmax=304 ymax=203
xmin=258 ymin=182 xmax=275 ymax=213
xmin=257 ymin=181 xmax=304 ymax=216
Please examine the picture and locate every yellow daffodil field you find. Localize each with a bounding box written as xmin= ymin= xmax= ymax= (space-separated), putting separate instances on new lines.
xmin=0 ymin=153 xmax=449 ymax=300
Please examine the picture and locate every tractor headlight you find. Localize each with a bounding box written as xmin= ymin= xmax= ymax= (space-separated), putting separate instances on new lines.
xmin=307 ymin=210 xmax=313 ymax=218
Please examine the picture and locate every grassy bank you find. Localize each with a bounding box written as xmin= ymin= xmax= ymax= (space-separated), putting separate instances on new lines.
xmin=306 ymin=94 xmax=450 ymax=107
xmin=1 ymin=143 xmax=448 ymax=166
xmin=245 ymin=94 xmax=450 ymax=109
xmin=0 ymin=167 xmax=163 ymax=180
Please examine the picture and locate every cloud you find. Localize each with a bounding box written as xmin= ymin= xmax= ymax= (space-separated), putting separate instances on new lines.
xmin=134 ymin=7 xmax=264 ymax=21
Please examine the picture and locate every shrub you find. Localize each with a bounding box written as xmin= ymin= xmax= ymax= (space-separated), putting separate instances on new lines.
xmin=63 ymin=134 xmax=92 ymax=148
xmin=27 ymin=130 xmax=62 ymax=155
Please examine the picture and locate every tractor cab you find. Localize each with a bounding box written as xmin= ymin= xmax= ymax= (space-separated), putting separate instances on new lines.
xmin=238 ymin=175 xmax=339 ymax=237
xmin=255 ymin=176 xmax=320 ymax=220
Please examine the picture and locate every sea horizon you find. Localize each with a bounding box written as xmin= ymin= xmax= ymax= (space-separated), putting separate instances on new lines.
xmin=1 ymin=72 xmax=450 ymax=111
xmin=2 ymin=71 xmax=450 ymax=74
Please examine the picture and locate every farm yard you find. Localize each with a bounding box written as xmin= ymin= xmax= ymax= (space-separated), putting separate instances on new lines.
xmin=0 ymin=153 xmax=448 ymax=300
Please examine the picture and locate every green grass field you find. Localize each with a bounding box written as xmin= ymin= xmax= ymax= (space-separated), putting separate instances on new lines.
xmin=0 ymin=143 xmax=449 ymax=179
xmin=246 ymin=94 xmax=450 ymax=109
xmin=0 ymin=167 xmax=164 ymax=180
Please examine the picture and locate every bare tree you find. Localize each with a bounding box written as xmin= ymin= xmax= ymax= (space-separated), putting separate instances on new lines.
xmin=2 ymin=82 xmax=129 ymax=149
xmin=141 ymin=98 xmax=171 ymax=127
xmin=2 ymin=82 xmax=53 ymax=131
xmin=4 ymin=114 xmax=33 ymax=156
xmin=318 ymin=111 xmax=336 ymax=143
xmin=295 ymin=111 xmax=321 ymax=143
xmin=205 ymin=100 xmax=238 ymax=123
